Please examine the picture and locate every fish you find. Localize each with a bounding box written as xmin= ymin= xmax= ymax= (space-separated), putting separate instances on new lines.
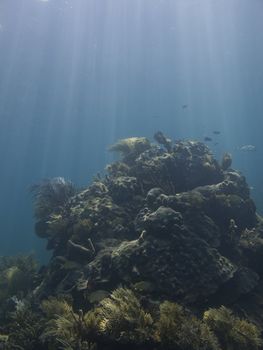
xmin=204 ymin=136 xmax=212 ymax=142
xmin=238 ymin=145 xmax=256 ymax=152
xmin=182 ymin=104 xmax=188 ymax=109
xmin=213 ymin=130 xmax=220 ymax=135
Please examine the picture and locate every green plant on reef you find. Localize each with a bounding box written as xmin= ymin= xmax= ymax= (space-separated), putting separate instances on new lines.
xmin=108 ymin=137 xmax=151 ymax=162
xmin=203 ymin=306 xmax=262 ymax=350
xmin=97 ymin=287 xmax=154 ymax=344
xmin=5 ymin=304 xmax=45 ymax=350
xmin=0 ymin=334 xmax=8 ymax=345
xmin=41 ymin=296 xmax=74 ymax=319
xmin=41 ymin=297 xmax=98 ymax=350
xmin=154 ymin=301 xmax=220 ymax=350
xmin=30 ymin=177 xmax=76 ymax=220
xmin=0 ymin=254 xmax=37 ymax=306
xmin=1 ymin=286 xmax=262 ymax=350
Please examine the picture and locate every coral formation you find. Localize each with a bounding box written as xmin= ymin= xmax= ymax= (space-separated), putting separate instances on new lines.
xmin=1 ymin=133 xmax=263 ymax=349
xmin=154 ymin=131 xmax=173 ymax=152
xmin=221 ymin=152 xmax=232 ymax=170
xmin=108 ymin=137 xmax=151 ymax=163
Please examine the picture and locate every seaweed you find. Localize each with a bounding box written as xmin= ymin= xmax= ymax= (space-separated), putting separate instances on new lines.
xmin=5 ymin=304 xmax=45 ymax=350
xmin=41 ymin=297 xmax=98 ymax=350
xmin=2 ymin=286 xmax=263 ymax=350
xmin=97 ymin=287 xmax=154 ymax=344
xmin=0 ymin=254 xmax=37 ymax=308
xmin=203 ymin=306 xmax=262 ymax=350
xmin=154 ymin=301 xmax=220 ymax=350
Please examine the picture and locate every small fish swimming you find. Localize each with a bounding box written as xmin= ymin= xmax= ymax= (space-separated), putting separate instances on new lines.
xmin=204 ymin=136 xmax=212 ymax=142
xmin=182 ymin=104 xmax=188 ymax=109
xmin=239 ymin=145 xmax=256 ymax=152
xmin=213 ymin=130 xmax=220 ymax=135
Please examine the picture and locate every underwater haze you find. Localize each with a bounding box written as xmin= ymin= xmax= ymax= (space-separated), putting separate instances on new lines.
xmin=0 ymin=0 xmax=263 ymax=260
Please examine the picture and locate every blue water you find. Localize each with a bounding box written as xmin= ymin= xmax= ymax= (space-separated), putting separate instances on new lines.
xmin=0 ymin=0 xmax=263 ymax=260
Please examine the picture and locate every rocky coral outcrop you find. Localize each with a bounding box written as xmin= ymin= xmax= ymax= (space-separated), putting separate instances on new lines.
xmin=3 ymin=132 xmax=263 ymax=349
xmin=28 ymin=133 xmax=263 ymax=331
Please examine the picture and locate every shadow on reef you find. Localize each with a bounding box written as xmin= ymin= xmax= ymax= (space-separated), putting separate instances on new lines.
xmin=1 ymin=132 xmax=263 ymax=349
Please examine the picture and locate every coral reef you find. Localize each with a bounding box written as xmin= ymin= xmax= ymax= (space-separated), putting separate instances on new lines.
xmin=1 ymin=132 xmax=263 ymax=349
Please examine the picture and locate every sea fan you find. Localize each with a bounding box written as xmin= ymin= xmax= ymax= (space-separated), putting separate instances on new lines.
xmin=30 ymin=177 xmax=76 ymax=219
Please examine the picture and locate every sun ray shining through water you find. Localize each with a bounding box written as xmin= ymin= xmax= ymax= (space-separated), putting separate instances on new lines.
xmin=0 ymin=0 xmax=262 ymax=256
